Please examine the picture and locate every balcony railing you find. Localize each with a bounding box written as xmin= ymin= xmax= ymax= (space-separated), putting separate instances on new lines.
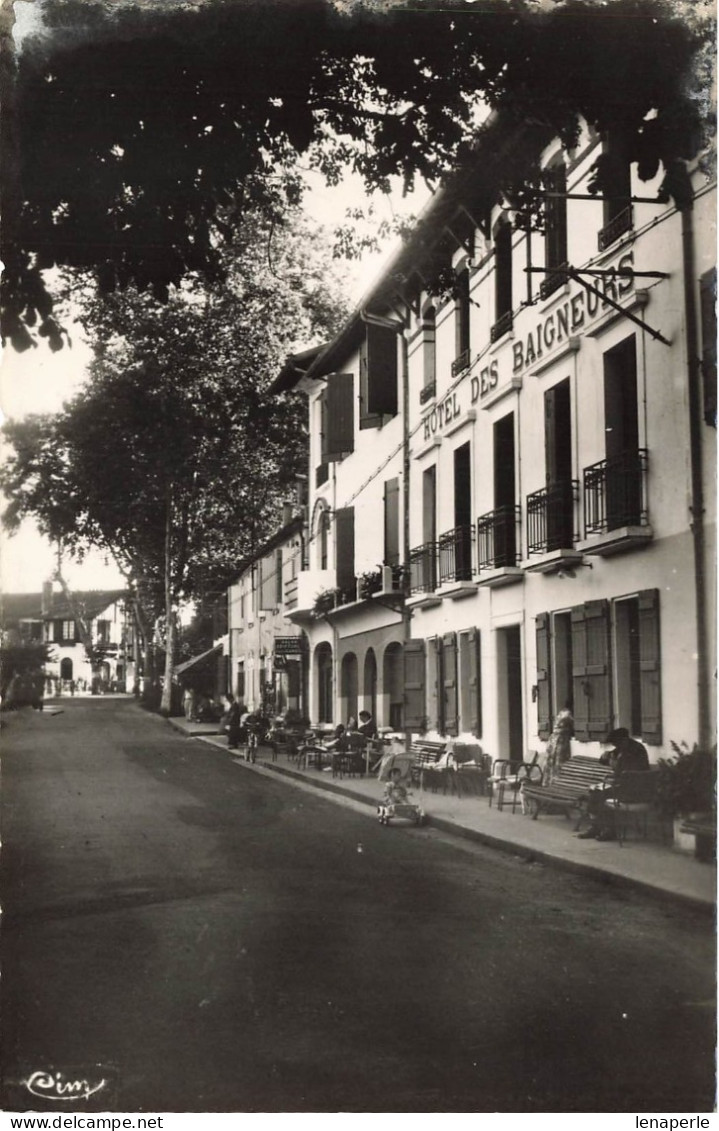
xmin=438 ymin=524 xmax=475 ymax=584
xmin=597 ymin=205 xmax=633 ymax=252
xmin=526 ymin=480 xmax=579 ymax=555
xmin=419 ymin=380 xmax=436 ymax=405
xmin=409 ymin=542 xmax=438 ymax=595
xmin=490 ymin=310 xmax=513 ymax=343
xmin=539 ymin=263 xmax=569 ymax=301
xmin=476 ymin=505 xmax=521 ymax=570
xmin=451 ymin=348 xmax=471 ymax=379
xmin=583 ymin=449 xmax=649 ymax=535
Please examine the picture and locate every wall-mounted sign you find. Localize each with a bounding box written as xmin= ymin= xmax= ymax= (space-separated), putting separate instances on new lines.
xmin=274 ymin=636 xmax=304 ymax=654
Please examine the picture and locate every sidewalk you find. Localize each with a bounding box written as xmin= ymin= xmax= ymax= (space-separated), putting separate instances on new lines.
xmin=167 ymin=716 xmax=716 ymax=911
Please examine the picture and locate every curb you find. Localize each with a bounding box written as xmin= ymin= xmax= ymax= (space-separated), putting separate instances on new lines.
xmin=189 ymin=730 xmax=714 ymax=914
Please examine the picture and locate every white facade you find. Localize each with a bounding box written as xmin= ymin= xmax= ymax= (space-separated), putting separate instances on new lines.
xmin=276 ymin=118 xmax=716 ymax=764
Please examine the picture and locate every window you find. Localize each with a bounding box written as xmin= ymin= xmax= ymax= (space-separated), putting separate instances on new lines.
xmin=236 ymin=662 xmax=245 ymax=701
xmin=316 ymin=642 xmax=333 ymax=723
xmin=455 ymin=269 xmax=470 ymax=360
xmin=459 ymin=628 xmax=482 ymax=736
xmin=318 ymin=508 xmax=330 ymax=570
xmin=326 ymin=373 xmax=354 ymax=459
xmin=335 ymin=506 xmax=355 ymax=600
xmin=275 ymin=548 xmax=283 ymax=606
xmin=62 ymin=620 xmax=75 ymax=642
xmin=542 ymin=162 xmax=568 ymax=298
xmin=359 ymin=321 xmax=398 ymax=428
xmin=492 ymin=219 xmax=513 ymax=339
xmin=383 ymin=477 xmax=400 ymax=568
xmin=420 ymin=305 xmax=436 ymax=403
xmin=598 ymin=132 xmax=632 ymax=250
xmin=535 ymin=589 xmax=661 ymax=744
xmin=96 ymin=619 xmax=110 ymax=643
xmin=316 ymin=391 xmax=329 ymax=486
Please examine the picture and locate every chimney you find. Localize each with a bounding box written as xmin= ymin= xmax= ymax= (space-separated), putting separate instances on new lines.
xmin=41 ymin=581 xmax=53 ymax=615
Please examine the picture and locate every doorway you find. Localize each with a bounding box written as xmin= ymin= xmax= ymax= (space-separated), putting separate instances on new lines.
xmin=497 ymin=625 xmax=523 ymax=764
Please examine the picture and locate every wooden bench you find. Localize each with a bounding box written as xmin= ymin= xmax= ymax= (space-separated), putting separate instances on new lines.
xmin=522 ymin=755 xmax=614 ymax=824
xmin=679 ymin=815 xmax=716 ymax=863
xmin=409 ymin=740 xmax=446 ymax=789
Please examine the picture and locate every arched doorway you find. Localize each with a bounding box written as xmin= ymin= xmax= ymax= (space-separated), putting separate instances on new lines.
xmin=340 ymin=652 xmax=358 ymax=725
xmin=60 ymin=657 xmax=73 ymax=681
xmin=383 ymin=643 xmax=404 ymax=730
xmin=315 ymin=643 xmax=333 ymax=723
xmin=363 ymin=648 xmax=377 ymax=723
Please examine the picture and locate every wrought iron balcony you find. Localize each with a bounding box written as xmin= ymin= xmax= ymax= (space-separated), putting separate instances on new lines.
xmin=583 ymin=449 xmax=649 ymax=535
xmin=539 ymin=263 xmax=569 ymax=301
xmin=597 ymin=205 xmax=633 ymax=252
xmin=526 ymin=480 xmax=579 ymax=555
xmin=476 ymin=505 xmax=521 ymax=570
xmin=409 ymin=541 xmax=438 ymax=595
xmin=451 ymin=348 xmax=471 ymax=379
xmin=438 ymin=525 xmax=475 ymax=584
xmin=419 ymin=380 xmax=436 ymax=405
xmin=490 ymin=310 xmax=513 ymax=343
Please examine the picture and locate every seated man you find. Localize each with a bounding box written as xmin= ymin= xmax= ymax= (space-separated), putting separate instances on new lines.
xmin=357 ymin=710 xmax=377 ymax=739
xmin=577 ymin=727 xmax=650 ymax=841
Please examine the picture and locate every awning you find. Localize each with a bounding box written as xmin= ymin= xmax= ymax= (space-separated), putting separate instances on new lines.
xmin=174 ymin=644 xmax=222 ymax=677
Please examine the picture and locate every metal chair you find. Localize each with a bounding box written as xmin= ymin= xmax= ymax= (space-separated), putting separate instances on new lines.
xmin=487 ymin=759 xmax=516 ymax=807
xmin=497 ymin=761 xmax=543 ymax=813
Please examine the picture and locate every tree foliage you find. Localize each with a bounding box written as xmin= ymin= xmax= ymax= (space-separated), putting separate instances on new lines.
xmin=1 ymin=0 xmax=711 ymax=349
xmin=1 ymin=210 xmax=349 ymax=665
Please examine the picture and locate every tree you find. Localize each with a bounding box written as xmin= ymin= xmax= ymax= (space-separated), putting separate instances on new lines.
xmin=1 ymin=209 xmax=350 ymax=713
xmin=1 ymin=0 xmax=710 ymax=349
xmin=0 ymin=640 xmax=51 ymax=704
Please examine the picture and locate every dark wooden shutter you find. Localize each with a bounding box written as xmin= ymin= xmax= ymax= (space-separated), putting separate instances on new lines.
xmin=335 ymin=506 xmax=355 ymax=594
xmin=700 ymin=269 xmax=717 ymax=427
xmin=326 ymin=373 xmax=354 ymax=459
xmin=638 ymin=588 xmax=662 ymax=744
xmin=384 ymin=477 xmax=400 ymax=567
xmin=572 ymin=600 xmax=611 ymax=740
xmin=403 ymin=639 xmax=426 ymax=730
xmin=443 ymin=632 xmax=458 ymax=736
xmin=319 ymin=389 xmax=329 ymax=463
xmin=466 ymin=628 xmax=482 ymax=737
xmin=359 ymin=334 xmax=381 ymax=430
xmin=275 ymin=548 xmax=283 ymax=606
xmin=536 ymin=612 xmax=552 ymax=740
xmin=53 ymin=620 xmax=62 ymax=643
xmin=260 ymin=554 xmax=275 ymax=610
xmin=545 ymin=163 xmax=567 ymax=271
xmin=426 ymin=636 xmax=443 ymax=733
xmin=366 ymin=323 xmax=398 ymax=417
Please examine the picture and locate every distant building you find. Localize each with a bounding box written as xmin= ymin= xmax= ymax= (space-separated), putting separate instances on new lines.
xmin=1 ymin=583 xmax=133 ymax=691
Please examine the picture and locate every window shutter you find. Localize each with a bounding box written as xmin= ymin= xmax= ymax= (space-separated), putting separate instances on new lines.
xmin=403 ymin=639 xmax=426 ymax=730
xmin=638 ymin=588 xmax=662 ymax=744
xmin=275 ymin=548 xmax=283 ymax=606
xmin=536 ymin=612 xmax=552 ymax=740
xmin=359 ymin=335 xmax=381 ymax=430
xmin=545 ymin=164 xmax=567 ymax=271
xmin=384 ymin=477 xmax=400 ymax=567
xmin=335 ymin=506 xmax=355 ymax=594
xmin=53 ymin=620 xmax=62 ymax=644
xmin=319 ymin=389 xmax=329 ymax=463
xmin=443 ymin=632 xmax=458 ymax=736
xmin=572 ymin=600 xmax=611 ymax=741
xmin=426 ymin=636 xmax=443 ymax=733
xmin=326 ymin=373 xmax=354 ymax=460
xmin=366 ymin=323 xmax=398 ymax=417
xmin=260 ymin=554 xmax=276 ymax=611
xmin=466 ymin=627 xmax=482 ymax=737
xmin=700 ymin=269 xmax=717 ymax=427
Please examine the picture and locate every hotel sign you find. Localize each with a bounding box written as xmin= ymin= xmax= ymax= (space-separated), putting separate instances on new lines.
xmin=421 ymin=250 xmax=636 ymax=442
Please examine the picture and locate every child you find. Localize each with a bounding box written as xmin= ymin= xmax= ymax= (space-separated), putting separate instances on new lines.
xmin=384 ymin=766 xmax=410 ymax=806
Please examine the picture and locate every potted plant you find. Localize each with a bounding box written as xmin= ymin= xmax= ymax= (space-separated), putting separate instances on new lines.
xmin=357 ymin=569 xmax=382 ymax=600
xmin=312 ymin=587 xmax=339 ymax=617
xmin=656 ymin=741 xmax=716 ymax=852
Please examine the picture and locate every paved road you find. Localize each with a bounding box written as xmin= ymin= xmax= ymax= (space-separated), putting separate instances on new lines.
xmin=1 ymin=700 xmax=714 ymax=1113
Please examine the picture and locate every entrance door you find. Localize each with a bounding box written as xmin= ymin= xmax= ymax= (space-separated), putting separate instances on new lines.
xmin=497 ymin=626 xmax=523 ymax=765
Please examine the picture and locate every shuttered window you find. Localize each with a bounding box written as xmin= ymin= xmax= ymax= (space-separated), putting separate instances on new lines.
xmin=535 ymin=612 xmax=552 ymax=740
xmin=317 ymin=390 xmax=329 ymax=485
xmin=326 ymin=373 xmax=354 ymax=460
xmin=359 ymin=335 xmax=381 ymax=430
xmin=275 ymin=548 xmax=283 ymax=606
xmin=335 ymin=506 xmax=355 ymax=595
xmin=443 ymin=632 xmax=458 ymax=736
xmin=638 ymin=588 xmax=662 ymax=744
xmin=426 ymin=636 xmax=443 ymax=734
xmin=544 ymin=163 xmax=568 ymax=271
xmin=460 ymin=627 xmax=482 ymax=737
xmin=384 ymin=477 xmax=400 ymax=567
xmin=403 ymin=639 xmax=426 ymax=731
xmin=260 ymin=553 xmax=276 ymax=611
xmin=571 ymin=600 xmax=612 ymax=741
xmin=366 ymin=322 xmax=398 ymax=418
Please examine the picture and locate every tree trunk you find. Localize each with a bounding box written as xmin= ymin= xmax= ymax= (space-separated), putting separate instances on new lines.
xmin=160 ymin=492 xmax=175 ymax=716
